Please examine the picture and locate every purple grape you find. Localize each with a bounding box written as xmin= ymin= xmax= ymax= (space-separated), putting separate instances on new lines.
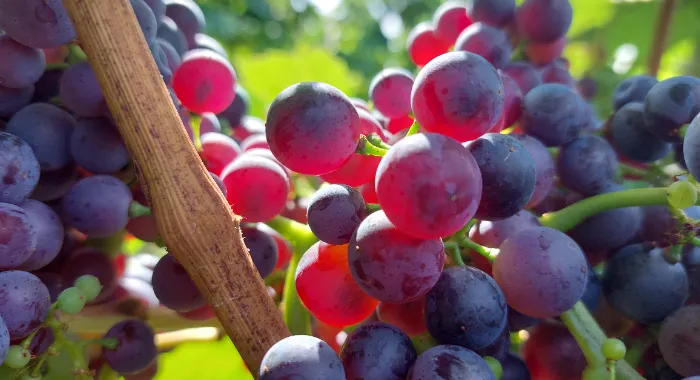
xmin=103 ymin=319 xmax=157 ymax=375
xmin=515 ymin=0 xmax=572 ymax=43
xmin=469 ymin=210 xmax=540 ymax=248
xmin=32 ymin=67 xmax=63 ymax=103
xmin=468 ymin=0 xmax=515 ymax=27
xmin=0 ymin=202 xmax=37 ymax=269
xmin=455 ymin=23 xmax=512 ymax=70
xmin=658 ymin=305 xmax=700 ymax=377
xmin=0 ymin=34 xmax=45 ymax=88
xmin=130 ymin=0 xmax=157 ymax=42
xmin=0 ymin=271 xmax=51 ymax=339
xmin=59 ymin=61 xmax=107 ymax=118
xmin=540 ymin=61 xmax=575 ymax=88
xmin=510 ymin=134 xmax=555 ymax=208
xmin=156 ymin=38 xmax=182 ymax=74
xmin=475 ymin=323 xmax=510 ymax=362
xmin=0 ymin=154 xmax=27 ymax=195
xmin=61 ymin=175 xmax=132 ymax=237
xmin=493 ymin=227 xmax=588 ymax=318
xmin=193 ymin=33 xmax=228 ymax=58
xmin=0 ymin=316 xmax=7 ymax=366
xmin=199 ymin=113 xmax=221 ymax=134
xmin=209 ymin=172 xmax=226 ymax=196
xmin=149 ymin=41 xmax=172 ymax=83
xmin=307 ymin=184 xmax=368 ymax=245
xmin=30 ymin=164 xmax=78 ymax=202
xmin=520 ymin=83 xmax=587 ymax=146
xmin=408 ymin=345 xmax=496 ymax=380
xmin=151 ymin=254 xmax=204 ymax=312
xmin=464 ymin=133 xmax=536 ymax=220
xmin=241 ymin=225 xmax=278 ymax=278
xmin=602 ymin=243 xmax=688 ymax=324
xmin=501 ymin=61 xmax=542 ymax=95
xmin=259 ymin=335 xmax=345 ymax=380
xmin=7 ymin=103 xmax=76 ymax=171
xmin=0 ymin=84 xmax=34 ymax=118
xmin=644 ymin=76 xmax=700 ymax=142
xmin=612 ymin=75 xmax=658 ymax=111
xmin=165 ymin=0 xmax=205 ymax=45
xmin=124 ymin=361 xmax=159 ymax=380
xmin=27 ymin=326 xmax=54 ymax=356
xmin=143 ymin=0 xmax=166 ymax=19
xmin=369 ymin=68 xmax=414 ymax=119
xmin=501 ymin=354 xmax=531 ymax=380
xmin=610 ymin=102 xmax=671 ymax=163
xmin=218 ymin=85 xmax=249 ymax=127
xmin=157 ymin=17 xmax=188 ymax=57
xmin=16 ymin=200 xmax=64 ymax=271
xmin=577 ymin=76 xmax=598 ymax=101
xmin=557 ymin=135 xmax=618 ymax=196
xmin=61 ymin=248 xmax=118 ymax=304
xmin=340 ymin=322 xmax=417 ymax=380
xmin=581 ymin=263 xmax=602 ymax=312
xmin=70 ymin=118 xmax=130 ymax=174
xmin=0 ymin=0 xmax=75 ymax=48
xmin=349 ymin=210 xmax=444 ymax=303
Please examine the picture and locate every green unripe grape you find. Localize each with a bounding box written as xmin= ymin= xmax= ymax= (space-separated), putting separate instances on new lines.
xmin=667 ymin=181 xmax=698 ymax=209
xmin=4 ymin=346 xmax=31 ymax=369
xmin=57 ymin=287 xmax=86 ymax=314
xmin=602 ymin=338 xmax=627 ymax=361
xmin=484 ymin=356 xmax=503 ymax=379
xmin=74 ymin=275 xmax=102 ymax=302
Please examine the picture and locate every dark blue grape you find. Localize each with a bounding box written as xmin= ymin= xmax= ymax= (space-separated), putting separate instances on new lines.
xmin=0 ymin=84 xmax=33 ymax=118
xmin=149 ymin=41 xmax=172 ymax=83
xmin=455 ymin=23 xmax=512 ymax=70
xmin=59 ymin=62 xmax=107 ymax=118
xmin=556 ymin=135 xmax=618 ymax=196
xmin=340 ymin=322 xmax=416 ymax=380
xmin=7 ymin=103 xmax=76 ymax=171
xmin=61 ymin=248 xmax=118 ymax=304
xmin=658 ymin=305 xmax=700 ymax=378
xmin=507 ymin=307 xmax=538 ymax=332
xmin=193 ymin=33 xmax=228 ymax=58
xmin=156 ymin=17 xmax=188 ymax=56
xmin=510 ymin=134 xmax=555 ymax=208
xmin=61 ymin=175 xmax=132 ymax=237
xmin=0 ymin=271 xmax=50 ymax=340
xmin=70 ymin=118 xmax=130 ymax=174
xmin=241 ymin=225 xmax=278 ymax=278
xmin=577 ymin=76 xmax=598 ymax=100
xmin=156 ymin=38 xmax=181 ymax=73
xmin=32 ymin=271 xmax=64 ymax=303
xmin=31 ymin=68 xmax=63 ymax=103
xmin=683 ymin=113 xmax=700 ymax=182
xmin=612 ymin=75 xmax=658 ymax=111
xmin=0 ymin=131 xmax=39 ymax=204
xmin=426 ymin=266 xmax=507 ymax=350
xmin=218 ymin=85 xmax=249 ymax=128
xmin=16 ymin=200 xmax=63 ymax=271
xmin=580 ymin=264 xmax=601 ymax=312
xmin=151 ymin=254 xmax=204 ymax=312
xmin=515 ymin=0 xmax=572 ymax=43
xmin=501 ymin=353 xmax=531 ymax=380
xmin=131 ymin=0 xmax=157 ymax=42
xmin=465 ymin=133 xmax=536 ymax=220
xmin=468 ymin=0 xmax=515 ymax=27
xmin=610 ymin=102 xmax=671 ymax=163
xmin=639 ymin=205 xmax=679 ymax=245
xmin=643 ymin=76 xmax=700 ymax=142
xmin=682 ymin=245 xmax=700 ymax=304
xmin=165 ymin=0 xmax=206 ymax=45
xmin=501 ymin=61 xmax=542 ymax=95
xmin=0 ymin=202 xmax=36 ymax=269
xmin=602 ymin=243 xmax=688 ymax=324
xmin=0 ymin=316 xmax=7 ymax=366
xmin=474 ymin=323 xmax=510 ymax=362
xmin=259 ymin=335 xmax=345 ymax=380
xmin=143 ymin=0 xmax=166 ymax=19
xmin=307 ymin=184 xmax=367 ymax=245
xmin=520 ymin=83 xmax=587 ymax=146
xmin=103 ymin=319 xmax=157 ymax=375
xmin=407 ymin=345 xmax=496 ymax=380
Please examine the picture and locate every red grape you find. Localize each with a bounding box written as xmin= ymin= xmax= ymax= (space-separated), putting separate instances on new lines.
xmin=172 ymin=49 xmax=237 ymax=114
xmin=499 ymin=71 xmax=524 ymax=130
xmin=502 ymin=61 xmax=542 ymax=95
xmin=199 ymin=132 xmax=241 ymax=176
xmin=369 ymin=68 xmax=414 ymax=119
xmin=525 ymin=38 xmax=567 ymax=65
xmin=516 ymin=0 xmax=573 ymax=43
xmin=240 ymin=134 xmax=269 ymax=152
xmin=523 ymin=320 xmax=586 ymax=380
xmin=377 ymin=296 xmax=427 ymax=337
xmin=406 ymin=22 xmax=448 ymax=67
xmin=61 ymin=248 xmax=118 ymax=305
xmin=433 ymin=2 xmax=473 ymax=47
xmin=455 ymin=23 xmax=512 ymax=70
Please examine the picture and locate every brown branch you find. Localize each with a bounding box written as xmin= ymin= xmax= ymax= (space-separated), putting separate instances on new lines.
xmin=647 ymin=0 xmax=677 ymax=77
xmin=59 ymin=0 xmax=290 ymax=375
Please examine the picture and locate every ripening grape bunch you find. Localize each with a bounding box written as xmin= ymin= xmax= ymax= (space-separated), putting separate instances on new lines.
xmin=0 ymin=0 xmax=699 ymax=379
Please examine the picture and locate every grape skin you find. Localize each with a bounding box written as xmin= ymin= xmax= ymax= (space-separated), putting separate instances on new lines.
xmin=556 ymin=135 xmax=618 ymax=196
xmin=408 ymin=345 xmax=496 ymax=380
xmin=165 ymin=0 xmax=206 ymax=45
xmin=375 ymin=133 xmax=482 ymax=239
xmin=612 ymin=75 xmax=658 ymax=111
xmin=61 ymin=175 xmax=133 ymax=237
xmin=475 ymin=323 xmax=510 ymax=362
xmin=468 ymin=0 xmax=515 ymax=27
xmin=525 ymin=38 xmax=566 ymax=66
xmin=30 ymin=164 xmax=78 ymax=203
xmin=501 ymin=353 xmax=531 ymax=380
xmin=217 ymin=85 xmax=250 ymax=128
xmin=643 ymin=76 xmax=700 ymax=142
xmin=501 ymin=61 xmax=542 ymax=95
xmin=469 ymin=210 xmax=540 ymax=249
xmin=683 ymin=113 xmax=700 ymax=182
xmin=0 ymin=34 xmax=45 ymax=89
xmin=61 ymin=248 xmax=118 ymax=305
xmin=377 ymin=296 xmax=427 ymax=337
xmin=0 ymin=316 xmax=8 ymax=366
xmin=59 ymin=61 xmax=108 ymax=118
xmin=199 ymin=132 xmax=241 ymax=176
xmin=406 ymin=22 xmax=448 ymax=67
xmin=540 ymin=61 xmax=575 ymax=88
xmin=307 ymin=184 xmax=368 ymax=245
xmin=0 ymin=85 xmax=34 ymax=118
xmin=411 ymin=51 xmax=504 ymax=142
xmin=602 ymin=244 xmax=688 ymax=324
xmin=515 ymin=0 xmax=572 ymax=43
xmin=0 ymin=271 xmax=51 ymax=340
xmin=658 ymin=305 xmax=700 ymax=377
xmin=510 ymin=134 xmax=554 ymax=208
xmin=103 ymin=319 xmax=157 ymax=375
xmin=172 ymin=49 xmax=237 ymax=114
xmin=348 ymin=210 xmax=445 ymax=303
xmin=340 ymin=322 xmax=417 ymax=380
xmin=455 ymin=23 xmax=512 ymax=70
xmin=151 ymin=254 xmax=204 ymax=312
xmin=432 ymin=2 xmax=473 ymax=47
xmin=156 ymin=17 xmax=188 ymax=56
xmin=0 ymin=202 xmax=37 ymax=270
xmin=498 ymin=73 xmax=524 ymax=130
xmin=425 ymin=266 xmax=507 ymax=350
xmin=369 ymin=68 xmax=414 ymax=119
xmin=520 ymin=83 xmax=587 ymax=146
xmin=241 ymin=225 xmax=278 ymax=278
xmin=493 ymin=227 xmax=588 ymax=318
xmin=193 ymin=33 xmax=228 ymax=58
xmin=259 ymin=335 xmax=345 ymax=380
xmin=16 ymin=200 xmax=64 ymax=272
xmin=523 ymin=320 xmax=585 ymax=380
xmin=610 ymin=102 xmax=671 ymax=163
xmin=71 ymin=118 xmax=130 ymax=174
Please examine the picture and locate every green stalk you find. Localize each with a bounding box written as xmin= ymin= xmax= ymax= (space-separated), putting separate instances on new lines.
xmin=355 ymin=135 xmax=389 ymax=157
xmin=406 ymin=121 xmax=420 ymax=137
xmin=266 ymin=216 xmax=318 ymax=335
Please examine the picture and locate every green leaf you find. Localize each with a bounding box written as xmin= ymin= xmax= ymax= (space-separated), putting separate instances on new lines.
xmin=155 ymin=339 xmax=253 ymax=380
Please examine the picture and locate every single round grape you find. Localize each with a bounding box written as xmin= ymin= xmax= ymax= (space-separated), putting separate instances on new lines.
xmin=241 ymin=225 xmax=278 ymax=278
xmin=475 ymin=323 xmax=511 ymax=363
xmin=193 ymin=33 xmax=228 ymax=58
xmin=658 ymin=305 xmax=700 ymax=377
xmin=612 ymin=75 xmax=658 ymax=111
xmin=541 ymin=61 xmax=575 ymax=88
xmin=199 ymin=132 xmax=241 ymax=176
xmin=0 ymin=316 xmax=8 ymax=367
xmin=259 ymin=335 xmax=345 ymax=380
xmin=0 ymin=0 xmax=75 ymax=49
xmin=602 ymin=244 xmax=688 ymax=324
xmin=667 ymin=181 xmax=698 ymax=209
xmin=257 ymin=224 xmax=293 ymax=270
xmin=16 ymin=200 xmax=63 ymax=272
xmin=59 ymin=61 xmax=107 ymax=117
xmin=510 ymin=134 xmax=555 ymax=208
xmin=501 ymin=61 xmax=542 ymax=95
xmin=7 ymin=103 xmax=76 ymax=171
xmin=602 ymin=338 xmax=627 ymax=361
xmin=131 ymin=0 xmax=157 ymax=42
xmin=221 ymin=155 xmax=289 ymax=223
xmin=74 ymin=275 xmax=102 ymax=302
xmin=240 ymin=134 xmax=269 ymax=152
xmin=295 ymin=242 xmax=378 ymax=327
xmin=157 ymin=39 xmax=181 ymax=74
xmin=499 ymin=72 xmax=524 ymax=130
xmin=469 ymin=210 xmax=540 ymax=249
xmin=0 ymin=202 xmax=37 ymax=270
xmin=501 ymin=353 xmax=531 ymax=380
xmin=349 ymin=210 xmax=444 ymax=303
xmin=426 ymin=266 xmax=507 ymax=350
xmin=307 ymin=184 xmax=367 ymax=245
xmin=523 ymin=321 xmax=585 ymax=380
xmin=165 ymin=0 xmax=205 ymax=44
xmin=369 ymin=68 xmax=414 ymax=119
xmin=4 ymin=346 xmax=30 ymax=369
xmin=103 ymin=319 xmax=157 ymax=375
xmin=577 ymin=76 xmax=598 ymax=100
xmin=0 ymin=35 xmax=45 ymax=89
xmin=494 ymin=227 xmax=588 ymax=318
xmin=144 ymin=0 xmax=166 ymax=19
xmin=406 ymin=22 xmax=448 ymax=67
xmin=61 ymin=248 xmax=118 ymax=305
xmin=172 ymin=49 xmax=237 ymax=114
xmin=266 ymin=82 xmax=361 ymax=176
xmin=643 ymin=76 xmax=700 ymax=141
xmin=70 ymin=118 xmax=129 ymax=174
xmin=377 ymin=296 xmax=427 ymax=337
xmin=0 ymin=85 xmax=34 ymax=118
xmin=56 ymin=287 xmax=86 ymax=314
xmin=525 ymin=38 xmax=566 ymax=66
xmin=411 ymin=51 xmax=504 ymax=142
xmin=515 ymin=0 xmax=572 ymax=43
xmin=557 ymin=135 xmax=618 ymax=196
xmin=468 ymin=0 xmax=515 ymax=27
xmin=217 ymin=85 xmax=249 ymax=128
xmin=61 ymin=175 xmax=132 ymax=237
xmin=375 ymin=133 xmax=482 ymax=239
xmin=455 ymin=23 xmax=512 ymax=70
xmin=610 ymin=102 xmax=671 ymax=163
xmin=156 ymin=17 xmax=188 ymax=56
xmin=433 ymin=2 xmax=473 ymax=46
xmin=0 ymin=271 xmax=51 ymax=340
xmin=408 ymin=345 xmax=496 ymax=380
xmin=340 ymin=322 xmax=416 ymax=380
xmin=520 ymin=83 xmax=587 ymax=146
xmin=464 ymin=133 xmax=536 ymax=220
xmin=151 ymin=254 xmax=204 ymax=312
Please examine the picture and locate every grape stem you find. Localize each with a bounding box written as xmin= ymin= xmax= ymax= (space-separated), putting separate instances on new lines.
xmin=365 ymin=203 xmax=381 ymax=213
xmin=444 ymin=242 xmax=465 ymax=266
xmin=406 ymin=121 xmax=420 ymax=137
xmin=265 ymin=216 xmax=318 ymax=335
xmin=128 ymin=201 xmax=152 ymax=218
xmin=690 ymin=237 xmax=700 ymax=247
xmin=355 ymin=135 xmax=389 ymax=157
xmin=367 ymin=133 xmax=392 ymax=150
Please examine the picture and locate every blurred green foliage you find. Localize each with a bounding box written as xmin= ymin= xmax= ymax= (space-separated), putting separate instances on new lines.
xmin=153 ymin=1 xmax=700 ymax=379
